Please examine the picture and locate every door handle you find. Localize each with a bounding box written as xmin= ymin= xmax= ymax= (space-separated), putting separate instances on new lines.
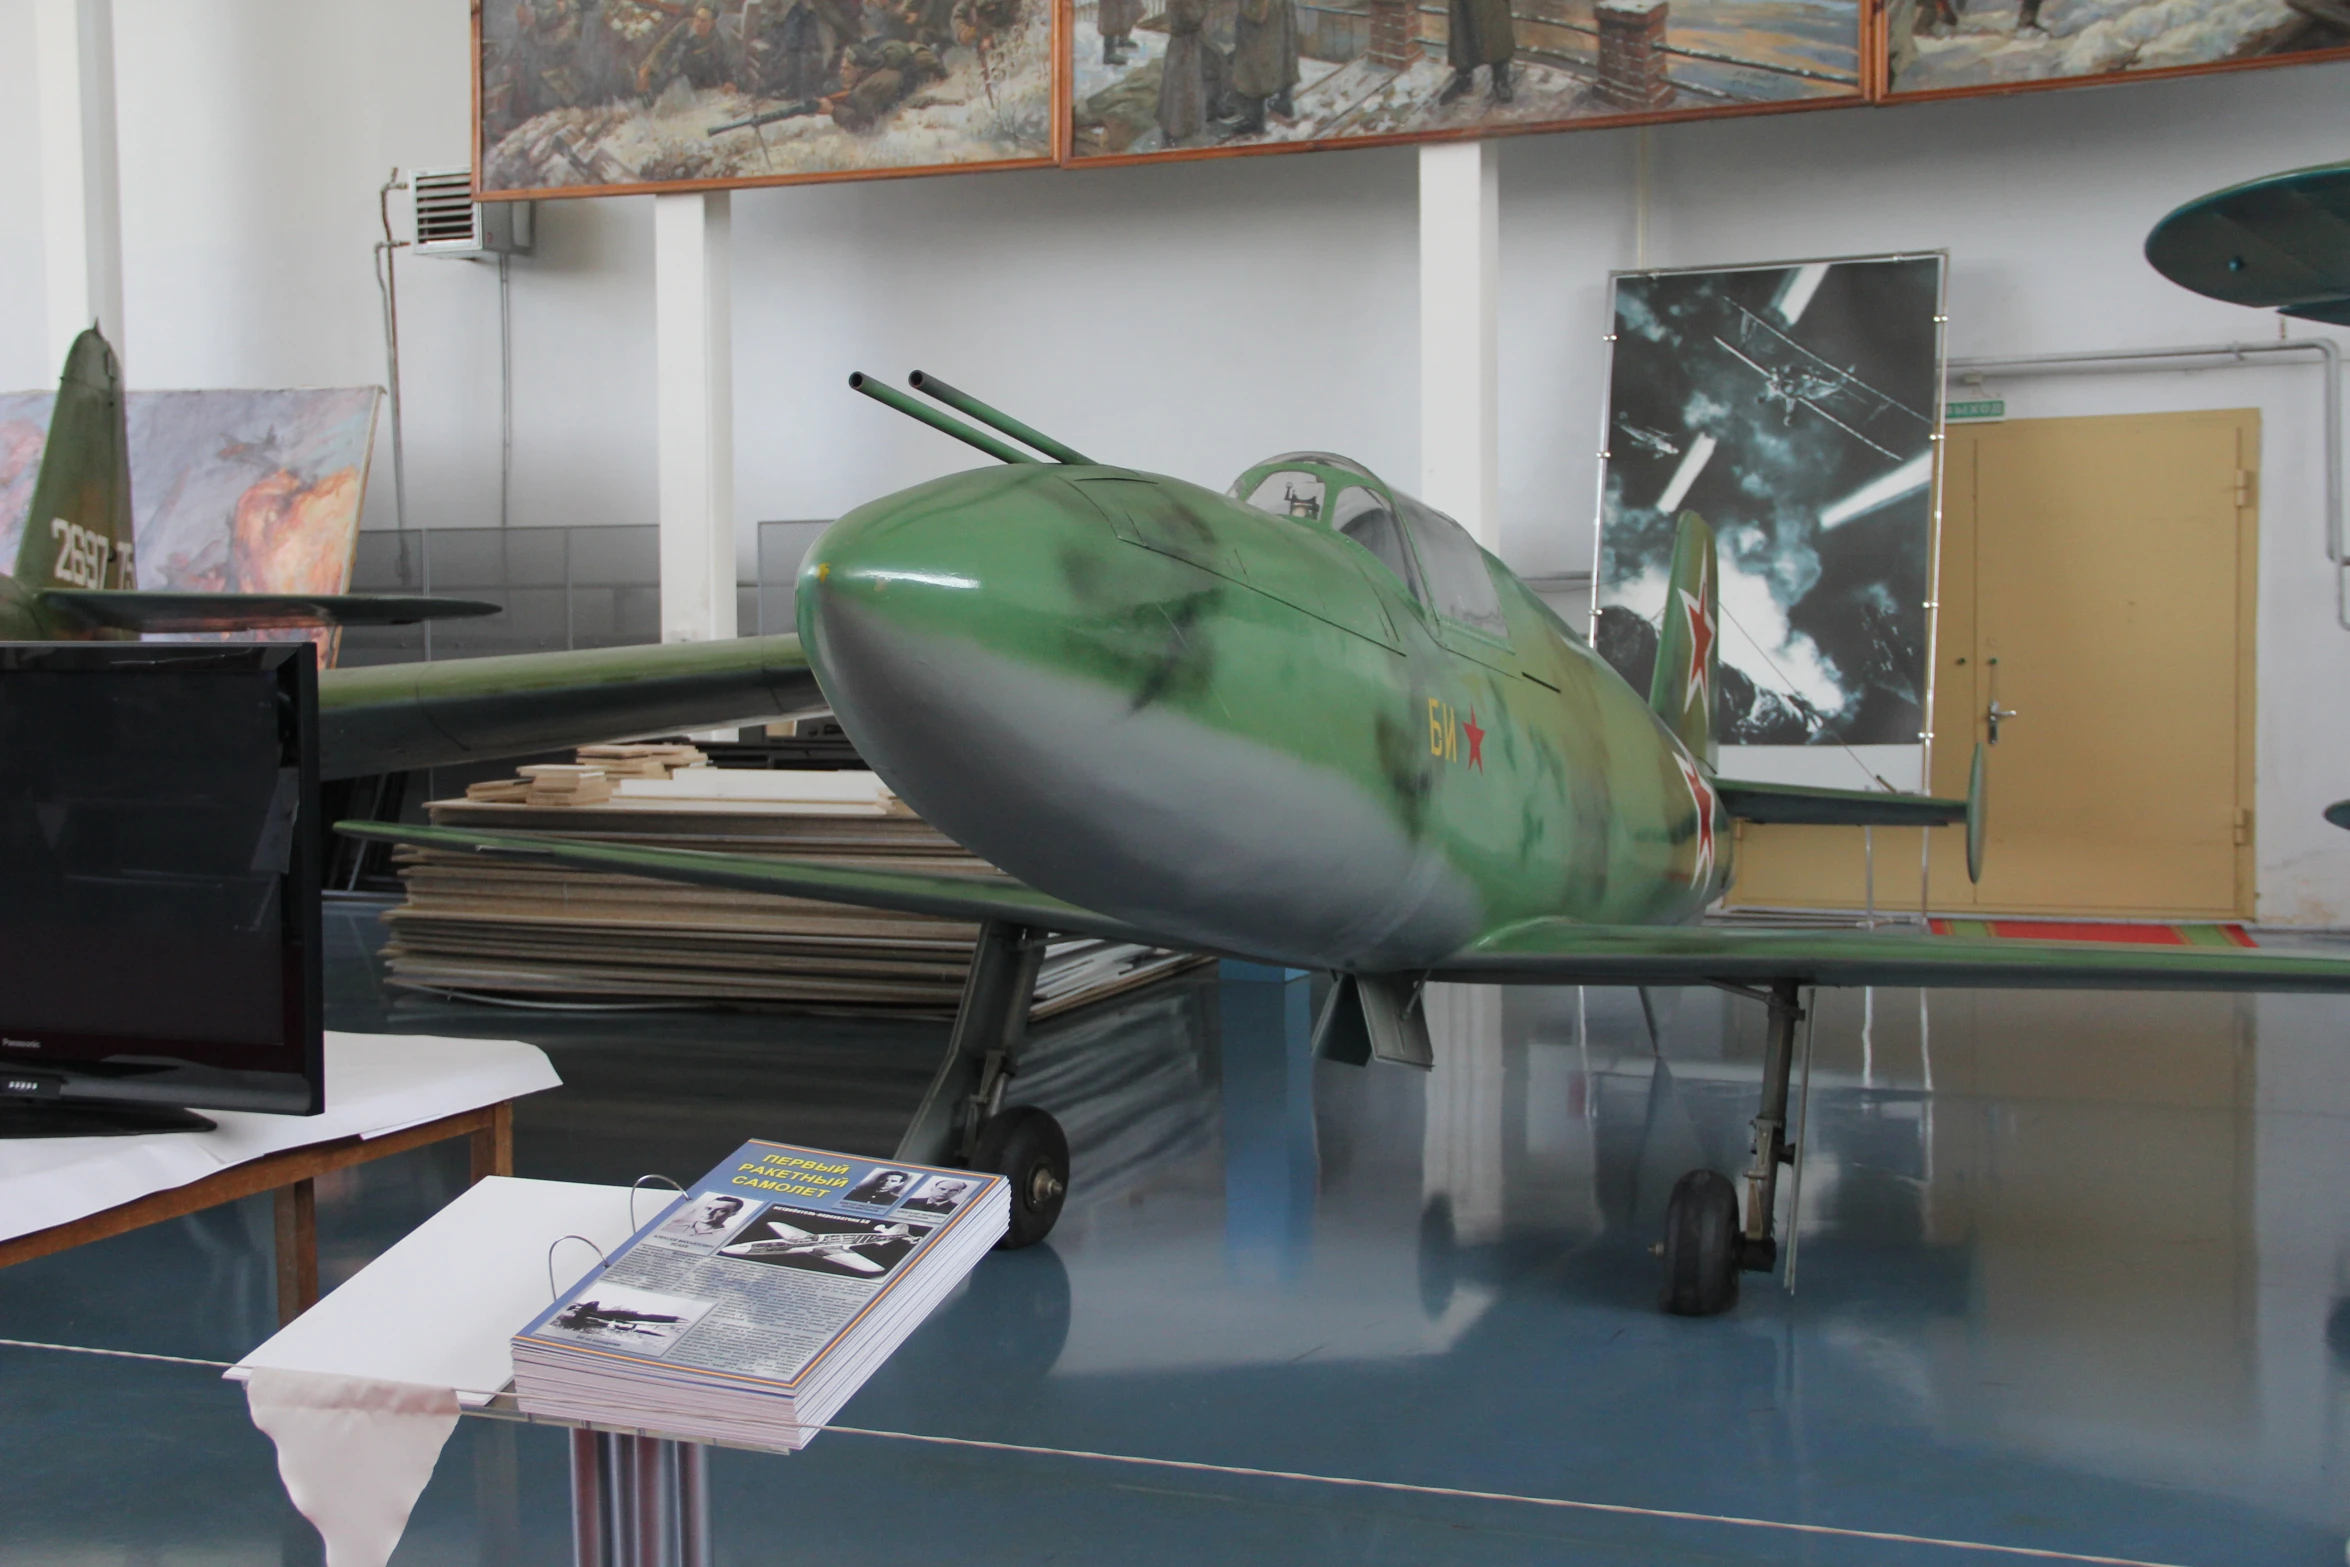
xmin=1985 ymin=657 xmax=2017 ymax=745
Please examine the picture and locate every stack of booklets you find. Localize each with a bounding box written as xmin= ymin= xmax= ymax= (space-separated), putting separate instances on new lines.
xmin=514 ymin=1139 xmax=1007 ymax=1450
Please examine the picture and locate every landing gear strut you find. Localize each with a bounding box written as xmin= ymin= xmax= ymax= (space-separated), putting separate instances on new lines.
xmin=895 ymin=919 xmax=1071 ymax=1249
xmin=1659 ymin=978 xmax=1803 ymax=1316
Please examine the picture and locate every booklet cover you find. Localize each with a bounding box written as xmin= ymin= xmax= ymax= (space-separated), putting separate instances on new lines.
xmin=518 ymin=1140 xmax=1005 ymax=1393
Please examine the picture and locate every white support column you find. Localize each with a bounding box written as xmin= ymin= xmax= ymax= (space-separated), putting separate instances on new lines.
xmin=654 ymin=191 xmax=736 ymax=645
xmin=1418 ymin=139 xmax=1500 ymax=551
xmin=35 ymin=0 xmax=125 ymax=367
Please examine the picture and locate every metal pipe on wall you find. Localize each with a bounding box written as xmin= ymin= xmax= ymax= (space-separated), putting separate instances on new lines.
xmin=1947 ymin=339 xmax=2345 ymax=628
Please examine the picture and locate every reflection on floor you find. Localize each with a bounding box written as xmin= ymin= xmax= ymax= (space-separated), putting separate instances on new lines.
xmin=4 ymin=904 xmax=2349 ymax=1563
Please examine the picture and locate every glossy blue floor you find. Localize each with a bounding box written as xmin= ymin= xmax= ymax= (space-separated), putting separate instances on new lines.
xmin=5 ymin=904 xmax=2350 ymax=1564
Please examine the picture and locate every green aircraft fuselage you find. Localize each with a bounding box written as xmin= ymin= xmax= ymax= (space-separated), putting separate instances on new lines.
xmin=798 ymin=453 xmax=1728 ymax=973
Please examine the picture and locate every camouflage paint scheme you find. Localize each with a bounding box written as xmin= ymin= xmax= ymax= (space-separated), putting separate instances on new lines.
xmin=799 ymin=457 xmax=1726 ymax=972
xmin=354 ymin=380 xmax=2350 ymax=996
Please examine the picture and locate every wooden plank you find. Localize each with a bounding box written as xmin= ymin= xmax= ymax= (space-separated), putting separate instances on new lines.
xmin=274 ymin=1179 xmax=318 ymax=1325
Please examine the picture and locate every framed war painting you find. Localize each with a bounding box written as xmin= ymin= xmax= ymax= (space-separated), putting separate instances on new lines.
xmin=476 ymin=0 xmax=1061 ymax=197
xmin=1066 ymin=0 xmax=1866 ymax=162
xmin=1882 ymin=0 xmax=2350 ymax=98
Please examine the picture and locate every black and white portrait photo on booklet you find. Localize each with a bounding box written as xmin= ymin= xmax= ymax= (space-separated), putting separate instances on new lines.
xmin=1593 ymin=254 xmax=1947 ymax=788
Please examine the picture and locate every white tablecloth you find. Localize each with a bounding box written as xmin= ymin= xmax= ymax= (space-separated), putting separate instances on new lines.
xmin=0 ymin=1032 xmax=561 ymax=1244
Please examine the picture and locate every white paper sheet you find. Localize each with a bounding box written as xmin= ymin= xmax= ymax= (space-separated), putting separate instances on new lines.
xmin=0 ymin=1032 xmax=560 ymax=1244
xmin=228 ymin=1176 xmax=642 ymax=1403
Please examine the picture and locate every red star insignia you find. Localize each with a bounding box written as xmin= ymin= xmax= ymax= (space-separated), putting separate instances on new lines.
xmin=1463 ymin=709 xmax=1485 ymax=771
xmin=1678 ymin=586 xmax=1715 ymax=716
xmin=1676 ymin=752 xmax=1716 ymax=886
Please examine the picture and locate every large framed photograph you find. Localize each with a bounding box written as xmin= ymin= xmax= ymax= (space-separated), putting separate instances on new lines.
xmin=1881 ymin=0 xmax=2349 ymax=99
xmin=1592 ymin=254 xmax=1947 ymax=789
xmin=1066 ymin=0 xmax=1864 ymax=164
xmin=476 ymin=0 xmax=1061 ymax=198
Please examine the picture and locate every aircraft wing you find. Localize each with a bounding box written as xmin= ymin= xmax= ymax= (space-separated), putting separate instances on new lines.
xmin=38 ymin=589 xmax=500 ymax=631
xmin=334 ymin=821 xmax=1165 ymax=945
xmin=316 ymin=634 xmax=824 ymax=778
xmin=1431 ymin=919 xmax=2350 ymax=992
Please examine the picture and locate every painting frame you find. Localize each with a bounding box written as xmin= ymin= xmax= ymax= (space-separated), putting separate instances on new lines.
xmin=471 ymin=0 xmax=1069 ymax=202
xmin=1874 ymin=0 xmax=2350 ymax=104
xmin=1590 ymin=250 xmax=1951 ymax=788
xmin=1060 ymin=0 xmax=1873 ymax=169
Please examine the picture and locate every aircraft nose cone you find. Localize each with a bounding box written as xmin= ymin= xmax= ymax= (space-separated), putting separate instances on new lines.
xmin=795 ymin=465 xmax=1101 ymax=817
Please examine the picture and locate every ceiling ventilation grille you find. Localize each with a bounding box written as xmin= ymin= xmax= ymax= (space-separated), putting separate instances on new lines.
xmin=408 ymin=169 xmax=533 ymax=259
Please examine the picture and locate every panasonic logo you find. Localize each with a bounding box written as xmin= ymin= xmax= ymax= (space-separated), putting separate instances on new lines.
xmin=1 ymin=1038 xmax=38 ymax=1050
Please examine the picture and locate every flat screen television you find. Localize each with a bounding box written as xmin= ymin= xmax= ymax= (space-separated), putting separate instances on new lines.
xmin=0 ymin=642 xmax=323 ymax=1136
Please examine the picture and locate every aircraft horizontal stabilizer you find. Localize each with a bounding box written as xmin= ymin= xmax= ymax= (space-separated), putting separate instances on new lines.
xmin=39 ymin=590 xmax=501 ymax=632
xmin=1713 ymin=779 xmax=1963 ymax=827
xmin=333 ymin=822 xmax=1163 ymax=946
xmin=1717 ymin=743 xmax=1989 ymax=883
xmin=1434 ymin=918 xmax=2350 ymax=993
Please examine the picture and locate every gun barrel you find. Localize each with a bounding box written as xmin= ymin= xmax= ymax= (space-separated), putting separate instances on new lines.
xmin=849 ymin=372 xmax=1040 ymax=466
xmin=907 ymin=372 xmax=1093 ymax=465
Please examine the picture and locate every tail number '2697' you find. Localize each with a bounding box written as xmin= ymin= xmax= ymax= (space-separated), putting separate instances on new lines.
xmin=49 ymin=517 xmax=117 ymax=589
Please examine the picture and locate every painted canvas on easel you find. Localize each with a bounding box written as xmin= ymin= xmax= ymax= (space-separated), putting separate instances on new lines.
xmin=1593 ymin=255 xmax=1945 ymax=785
xmin=1067 ymin=0 xmax=1860 ymax=162
xmin=477 ymin=0 xmax=1056 ymax=196
xmin=1883 ymin=0 xmax=2349 ymax=98
xmin=0 ymin=388 xmax=381 ymax=663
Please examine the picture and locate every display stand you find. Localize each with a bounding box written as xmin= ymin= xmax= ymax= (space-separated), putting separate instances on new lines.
xmin=568 ymin=1428 xmax=710 ymax=1567
xmin=229 ymin=1175 xmax=745 ymax=1566
xmin=0 ymin=1032 xmax=558 ymax=1324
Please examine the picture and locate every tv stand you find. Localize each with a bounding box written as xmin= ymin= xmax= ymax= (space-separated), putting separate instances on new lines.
xmin=0 ymin=1099 xmax=218 ymax=1139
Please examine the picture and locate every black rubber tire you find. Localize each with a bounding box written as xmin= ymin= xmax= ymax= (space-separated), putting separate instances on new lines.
xmin=972 ymin=1106 xmax=1070 ymax=1250
xmin=1659 ymin=1169 xmax=1741 ymax=1317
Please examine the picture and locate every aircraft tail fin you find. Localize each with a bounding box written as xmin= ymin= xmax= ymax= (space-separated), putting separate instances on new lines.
xmin=1646 ymin=510 xmax=1718 ymax=767
xmin=15 ymin=328 xmax=135 ymax=592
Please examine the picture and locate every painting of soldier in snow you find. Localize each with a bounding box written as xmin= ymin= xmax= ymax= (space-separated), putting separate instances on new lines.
xmin=1884 ymin=0 xmax=2350 ymax=97
xmin=1593 ymin=256 xmax=1946 ymax=783
xmin=477 ymin=0 xmax=1055 ymax=197
xmin=1067 ymin=0 xmax=1860 ymax=161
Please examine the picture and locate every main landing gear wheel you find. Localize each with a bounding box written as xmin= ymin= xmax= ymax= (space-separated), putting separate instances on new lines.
xmin=973 ymin=1105 xmax=1068 ymax=1250
xmin=1658 ymin=1170 xmax=1740 ymax=1316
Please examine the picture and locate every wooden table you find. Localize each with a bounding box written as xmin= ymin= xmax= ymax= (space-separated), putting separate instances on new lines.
xmin=0 ymin=1100 xmax=516 ymax=1324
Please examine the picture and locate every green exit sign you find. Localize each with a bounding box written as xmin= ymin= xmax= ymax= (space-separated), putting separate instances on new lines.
xmin=1947 ymin=398 xmax=2006 ymax=422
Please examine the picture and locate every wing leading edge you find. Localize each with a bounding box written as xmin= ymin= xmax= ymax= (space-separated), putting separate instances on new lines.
xmin=1436 ymin=918 xmax=2350 ymax=992
xmin=333 ymin=822 xmax=1164 ymax=946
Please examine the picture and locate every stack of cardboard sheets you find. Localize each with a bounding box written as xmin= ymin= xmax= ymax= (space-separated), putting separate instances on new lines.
xmin=379 ymin=755 xmax=1204 ymax=1017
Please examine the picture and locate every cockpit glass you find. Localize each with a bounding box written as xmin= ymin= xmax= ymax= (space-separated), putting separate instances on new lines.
xmin=1227 ymin=452 xmax=1381 ymax=501
xmin=1330 ymin=487 xmax=1420 ymax=598
xmin=1240 ymin=470 xmax=1327 ymax=522
xmin=1394 ymin=493 xmax=1508 ymax=638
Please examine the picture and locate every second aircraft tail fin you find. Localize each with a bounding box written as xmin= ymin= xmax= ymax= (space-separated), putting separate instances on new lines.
xmin=15 ymin=327 xmax=135 ymax=592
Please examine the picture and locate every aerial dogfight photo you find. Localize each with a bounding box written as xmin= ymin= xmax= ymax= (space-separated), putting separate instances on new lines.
xmin=1884 ymin=0 xmax=2349 ymax=92
xmin=1595 ymin=256 xmax=1944 ymax=753
xmin=478 ymin=0 xmax=1055 ymax=193
xmin=1068 ymin=0 xmax=1860 ymax=157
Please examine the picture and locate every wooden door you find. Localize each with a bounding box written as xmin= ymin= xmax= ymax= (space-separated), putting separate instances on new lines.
xmin=1729 ymin=409 xmax=2258 ymax=918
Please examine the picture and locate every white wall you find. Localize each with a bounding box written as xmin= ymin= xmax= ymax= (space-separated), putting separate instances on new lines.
xmin=6 ymin=0 xmax=2350 ymax=919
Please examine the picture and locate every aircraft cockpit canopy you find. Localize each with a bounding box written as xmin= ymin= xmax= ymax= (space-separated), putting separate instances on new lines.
xmin=1228 ymin=453 xmax=1508 ymax=640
